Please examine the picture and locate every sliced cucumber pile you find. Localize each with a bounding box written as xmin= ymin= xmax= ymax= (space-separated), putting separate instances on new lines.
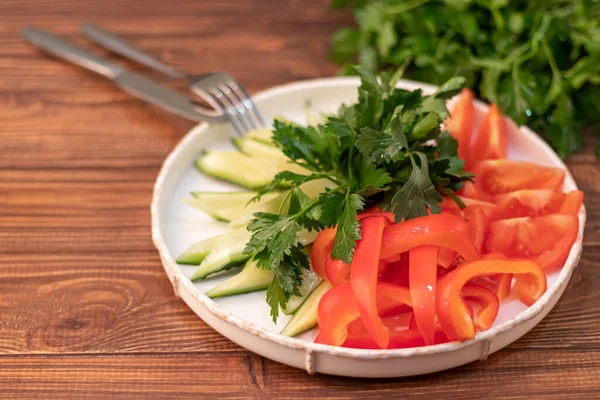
xmin=184 ymin=191 xmax=280 ymax=222
xmin=280 ymin=280 xmax=332 ymax=337
xmin=195 ymin=150 xmax=307 ymax=190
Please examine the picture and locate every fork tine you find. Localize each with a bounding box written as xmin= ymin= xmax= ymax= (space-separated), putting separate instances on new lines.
xmin=208 ymin=88 xmax=246 ymax=136
xmin=217 ymin=83 xmax=257 ymax=132
xmin=226 ymin=79 xmax=265 ymax=128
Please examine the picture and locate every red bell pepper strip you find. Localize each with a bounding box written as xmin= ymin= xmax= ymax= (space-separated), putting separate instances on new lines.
xmin=315 ymin=282 xmax=411 ymax=347
xmin=460 ymin=284 xmax=500 ymax=331
xmin=379 ymin=253 xmax=409 ymax=286
xmin=380 ymin=214 xmax=480 ymax=262
xmin=436 ymin=259 xmax=546 ymax=341
xmin=310 ymin=227 xmax=336 ymax=279
xmin=494 ymin=273 xmax=513 ymax=300
xmin=343 ymin=326 xmax=449 ymax=349
xmin=325 ymin=257 xmax=350 ymax=285
xmin=350 ymin=216 xmax=389 ymax=348
xmin=409 ymin=245 xmax=438 ymax=345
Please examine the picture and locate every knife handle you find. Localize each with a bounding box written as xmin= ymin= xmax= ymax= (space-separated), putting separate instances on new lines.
xmin=22 ymin=27 xmax=122 ymax=79
xmin=82 ymin=24 xmax=186 ymax=80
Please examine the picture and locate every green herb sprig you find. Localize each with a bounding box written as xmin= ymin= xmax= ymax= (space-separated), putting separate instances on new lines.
xmin=330 ymin=0 xmax=600 ymax=158
xmin=244 ymin=68 xmax=472 ymax=321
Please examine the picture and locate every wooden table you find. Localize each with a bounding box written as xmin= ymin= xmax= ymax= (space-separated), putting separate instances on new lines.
xmin=1 ymin=1 xmax=599 ymax=398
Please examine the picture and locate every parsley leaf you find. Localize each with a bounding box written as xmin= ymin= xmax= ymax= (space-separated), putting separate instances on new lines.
xmin=390 ymin=152 xmax=443 ymax=221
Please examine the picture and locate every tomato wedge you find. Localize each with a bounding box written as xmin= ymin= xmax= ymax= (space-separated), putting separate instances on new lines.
xmin=458 ymin=181 xmax=484 ymax=200
xmin=446 ymin=88 xmax=475 ymax=163
xmin=475 ymin=160 xmax=566 ymax=196
xmin=380 ymin=214 xmax=479 ymax=262
xmin=437 ymin=259 xmax=546 ymax=340
xmin=492 ymin=190 xmax=584 ymax=219
xmin=438 ymin=199 xmax=495 ymax=267
xmin=408 ymin=245 xmax=438 ymax=345
xmin=350 ymin=216 xmax=389 ymax=348
xmin=311 ymin=227 xmax=336 ymax=279
xmin=485 ymin=214 xmax=579 ymax=270
xmin=441 ymin=196 xmax=498 ymax=221
xmin=315 ymin=283 xmax=411 ymax=347
xmin=470 ymin=103 xmax=508 ymax=167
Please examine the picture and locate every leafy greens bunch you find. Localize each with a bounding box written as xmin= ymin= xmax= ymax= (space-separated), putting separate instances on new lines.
xmin=244 ymin=68 xmax=473 ymax=321
xmin=330 ymin=0 xmax=600 ymax=158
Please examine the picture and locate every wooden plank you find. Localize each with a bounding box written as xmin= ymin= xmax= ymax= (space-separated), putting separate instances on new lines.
xmin=0 ymin=351 xmax=598 ymax=399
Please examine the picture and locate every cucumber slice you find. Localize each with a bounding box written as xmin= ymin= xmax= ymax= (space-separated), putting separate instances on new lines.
xmin=245 ymin=127 xmax=273 ymax=145
xmin=178 ymin=228 xmax=318 ymax=281
xmin=283 ymin=267 xmax=322 ymax=315
xmin=205 ymin=259 xmax=273 ymax=298
xmin=232 ymin=138 xmax=286 ymax=161
xmin=185 ymin=191 xmax=280 ymax=222
xmin=195 ymin=150 xmax=306 ymax=190
xmin=280 ymin=280 xmax=332 ymax=337
xmin=176 ymin=228 xmax=252 ymax=281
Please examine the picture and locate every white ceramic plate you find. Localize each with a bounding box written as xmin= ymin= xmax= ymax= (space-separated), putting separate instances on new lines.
xmin=151 ymin=77 xmax=585 ymax=378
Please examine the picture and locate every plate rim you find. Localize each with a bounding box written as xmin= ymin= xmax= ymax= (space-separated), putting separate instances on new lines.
xmin=151 ymin=76 xmax=586 ymax=360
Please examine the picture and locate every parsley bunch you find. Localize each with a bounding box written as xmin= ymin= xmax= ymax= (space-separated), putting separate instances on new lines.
xmin=244 ymin=68 xmax=473 ymax=321
xmin=330 ymin=0 xmax=600 ymax=158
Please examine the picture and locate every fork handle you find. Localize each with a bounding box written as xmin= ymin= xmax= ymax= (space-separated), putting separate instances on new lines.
xmin=82 ymin=24 xmax=186 ymax=80
xmin=22 ymin=27 xmax=122 ymax=79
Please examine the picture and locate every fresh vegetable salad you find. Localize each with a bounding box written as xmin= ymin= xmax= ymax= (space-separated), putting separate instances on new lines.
xmin=178 ymin=69 xmax=582 ymax=349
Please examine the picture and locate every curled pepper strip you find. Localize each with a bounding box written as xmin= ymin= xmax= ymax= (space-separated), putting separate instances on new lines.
xmin=350 ymin=216 xmax=389 ymax=348
xmin=315 ymin=283 xmax=411 ymax=347
xmin=460 ymin=284 xmax=500 ymax=331
xmin=436 ymin=259 xmax=546 ymax=341
xmin=380 ymin=214 xmax=480 ymax=262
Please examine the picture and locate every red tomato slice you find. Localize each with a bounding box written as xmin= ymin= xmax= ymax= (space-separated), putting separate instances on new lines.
xmin=446 ymin=88 xmax=475 ymax=163
xmin=560 ymin=190 xmax=584 ymax=216
xmin=475 ymin=160 xmax=566 ymax=196
xmin=441 ymin=196 xmax=497 ymax=222
xmin=485 ymin=214 xmax=579 ymax=270
xmin=469 ymin=103 xmax=507 ymax=168
xmin=438 ymin=198 xmax=495 ymax=267
xmin=457 ymin=181 xmax=484 ymax=200
xmin=493 ymin=189 xmax=584 ymax=220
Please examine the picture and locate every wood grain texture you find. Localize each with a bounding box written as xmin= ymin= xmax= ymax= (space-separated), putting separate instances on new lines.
xmin=0 ymin=0 xmax=599 ymax=398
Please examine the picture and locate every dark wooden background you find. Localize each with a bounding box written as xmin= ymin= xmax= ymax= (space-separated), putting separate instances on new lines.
xmin=1 ymin=1 xmax=599 ymax=398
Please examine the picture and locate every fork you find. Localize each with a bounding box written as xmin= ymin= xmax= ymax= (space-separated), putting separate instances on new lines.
xmin=82 ymin=24 xmax=265 ymax=135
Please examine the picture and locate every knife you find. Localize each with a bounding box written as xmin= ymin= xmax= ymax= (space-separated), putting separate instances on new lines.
xmin=22 ymin=27 xmax=226 ymax=124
